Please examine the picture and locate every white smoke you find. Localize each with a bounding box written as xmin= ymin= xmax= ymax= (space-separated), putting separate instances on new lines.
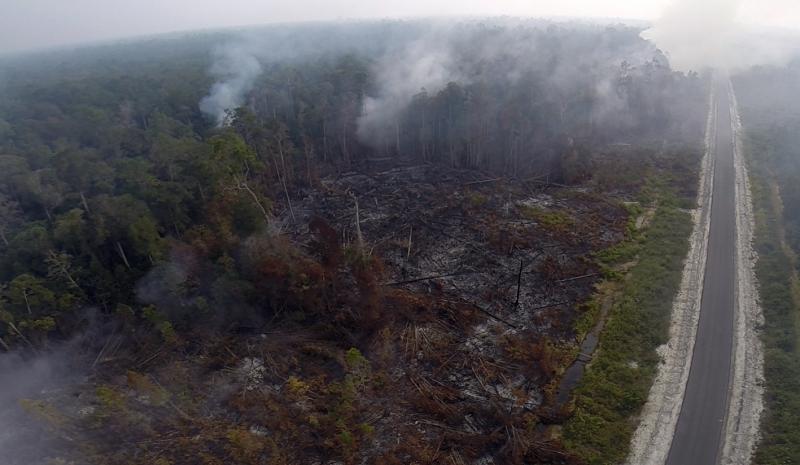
xmin=200 ymin=44 xmax=263 ymax=126
xmin=0 ymin=348 xmax=85 ymax=465
xmin=354 ymin=20 xmax=671 ymax=150
xmin=357 ymin=31 xmax=461 ymax=148
xmin=644 ymin=0 xmax=800 ymax=72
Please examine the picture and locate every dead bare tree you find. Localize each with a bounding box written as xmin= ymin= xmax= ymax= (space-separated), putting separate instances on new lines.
xmin=232 ymin=172 xmax=274 ymax=228
xmin=3 ymin=319 xmax=33 ymax=348
xmin=406 ymin=225 xmax=413 ymax=259
xmin=352 ymin=192 xmax=364 ymax=250
xmin=46 ymin=250 xmax=81 ymax=291
xmin=116 ymin=242 xmax=132 ymax=270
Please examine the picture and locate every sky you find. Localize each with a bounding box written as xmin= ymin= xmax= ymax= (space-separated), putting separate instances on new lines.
xmin=1 ymin=0 xmax=798 ymax=54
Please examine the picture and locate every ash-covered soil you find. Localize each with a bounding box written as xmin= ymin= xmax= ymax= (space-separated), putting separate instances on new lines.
xmin=291 ymin=164 xmax=627 ymax=335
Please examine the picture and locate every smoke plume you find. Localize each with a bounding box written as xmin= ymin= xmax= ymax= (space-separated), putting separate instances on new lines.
xmin=200 ymin=44 xmax=263 ymax=126
xmin=357 ymin=29 xmax=462 ymax=146
xmin=354 ymin=19 xmax=683 ymax=150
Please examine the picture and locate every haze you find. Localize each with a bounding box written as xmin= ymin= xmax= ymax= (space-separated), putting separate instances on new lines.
xmin=2 ymin=0 xmax=798 ymax=54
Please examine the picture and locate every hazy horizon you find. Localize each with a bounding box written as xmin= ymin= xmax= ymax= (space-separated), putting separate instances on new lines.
xmin=2 ymin=0 xmax=798 ymax=55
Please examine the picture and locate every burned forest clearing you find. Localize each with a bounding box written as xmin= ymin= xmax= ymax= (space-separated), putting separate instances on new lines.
xmin=0 ymin=19 xmax=710 ymax=465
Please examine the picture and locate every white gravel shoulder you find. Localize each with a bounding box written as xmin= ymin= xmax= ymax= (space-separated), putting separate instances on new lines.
xmin=626 ymin=86 xmax=716 ymax=465
xmin=719 ymin=79 xmax=765 ymax=465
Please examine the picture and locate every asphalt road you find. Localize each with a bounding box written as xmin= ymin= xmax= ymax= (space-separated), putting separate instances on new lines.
xmin=665 ymin=81 xmax=736 ymax=465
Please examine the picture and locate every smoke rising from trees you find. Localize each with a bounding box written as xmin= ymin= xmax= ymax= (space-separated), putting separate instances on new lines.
xmin=200 ymin=44 xmax=263 ymax=126
xmin=349 ymin=19 xmax=701 ymax=158
xmin=356 ymin=29 xmax=460 ymax=147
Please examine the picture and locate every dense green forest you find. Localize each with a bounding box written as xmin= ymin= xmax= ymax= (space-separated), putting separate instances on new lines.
xmin=0 ymin=20 xmax=708 ymax=465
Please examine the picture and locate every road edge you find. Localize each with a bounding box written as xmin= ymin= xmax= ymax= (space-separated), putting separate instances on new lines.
xmin=626 ymin=85 xmax=716 ymax=465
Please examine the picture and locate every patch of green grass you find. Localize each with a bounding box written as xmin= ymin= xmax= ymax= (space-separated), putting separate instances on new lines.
xmin=562 ymin=188 xmax=693 ymax=464
xmin=574 ymin=299 xmax=602 ymax=342
xmin=594 ymin=239 xmax=642 ymax=280
xmin=519 ymin=205 xmax=574 ymax=229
